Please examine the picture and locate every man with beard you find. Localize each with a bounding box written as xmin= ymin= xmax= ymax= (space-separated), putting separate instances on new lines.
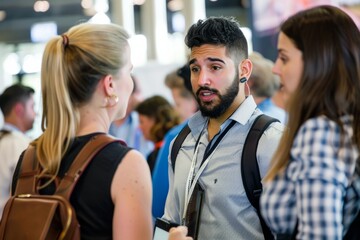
xmin=162 ymin=17 xmax=284 ymax=240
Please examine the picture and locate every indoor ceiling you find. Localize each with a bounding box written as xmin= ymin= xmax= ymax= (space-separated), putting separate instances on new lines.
xmin=0 ymin=0 xmax=90 ymax=44
xmin=0 ymin=0 xmax=244 ymax=45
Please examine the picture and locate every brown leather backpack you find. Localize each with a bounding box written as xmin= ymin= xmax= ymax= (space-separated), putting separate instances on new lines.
xmin=0 ymin=134 xmax=119 ymax=240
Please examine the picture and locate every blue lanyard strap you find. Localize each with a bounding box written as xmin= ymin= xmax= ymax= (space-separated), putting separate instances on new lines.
xmin=196 ymin=120 xmax=236 ymax=166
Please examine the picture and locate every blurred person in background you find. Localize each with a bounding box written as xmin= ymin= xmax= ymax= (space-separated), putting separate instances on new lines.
xmin=166 ymin=64 xmax=198 ymax=122
xmin=109 ymin=74 xmax=154 ymax=156
xmin=271 ymin=85 xmax=286 ymax=110
xmin=135 ymin=95 xmax=181 ymax=175
xmin=0 ymin=83 xmax=36 ymax=219
xmin=248 ymin=51 xmax=287 ymax=123
xmin=152 ymin=64 xmax=198 ymax=219
xmin=0 ymin=108 xmax=4 ymax=128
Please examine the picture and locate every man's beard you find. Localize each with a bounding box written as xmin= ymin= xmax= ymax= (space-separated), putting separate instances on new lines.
xmin=195 ymin=75 xmax=239 ymax=119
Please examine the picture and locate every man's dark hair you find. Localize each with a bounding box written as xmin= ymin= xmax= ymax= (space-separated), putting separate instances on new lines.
xmin=0 ymin=83 xmax=35 ymax=116
xmin=185 ymin=17 xmax=248 ymax=64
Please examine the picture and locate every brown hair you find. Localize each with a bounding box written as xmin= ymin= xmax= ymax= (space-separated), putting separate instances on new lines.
xmin=266 ymin=5 xmax=360 ymax=180
xmin=135 ymin=95 xmax=181 ymax=142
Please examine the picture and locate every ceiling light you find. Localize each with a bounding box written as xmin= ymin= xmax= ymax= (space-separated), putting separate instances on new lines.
xmin=0 ymin=11 xmax=6 ymax=21
xmin=133 ymin=0 xmax=146 ymax=6
xmin=81 ymin=0 xmax=93 ymax=9
xmin=94 ymin=0 xmax=109 ymax=13
xmin=3 ymin=53 xmax=21 ymax=75
xmin=88 ymin=12 xmax=111 ymax=24
xmin=168 ymin=0 xmax=183 ymax=11
xmin=34 ymin=0 xmax=50 ymax=13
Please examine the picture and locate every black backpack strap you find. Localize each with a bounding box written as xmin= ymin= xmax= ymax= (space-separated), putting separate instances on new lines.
xmin=170 ymin=124 xmax=191 ymax=172
xmin=241 ymin=114 xmax=279 ymax=240
xmin=344 ymin=209 xmax=360 ymax=240
xmin=343 ymin=172 xmax=360 ymax=240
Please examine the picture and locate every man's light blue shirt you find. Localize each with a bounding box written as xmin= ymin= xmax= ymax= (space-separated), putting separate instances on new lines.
xmin=257 ymin=98 xmax=287 ymax=124
xmin=163 ymin=96 xmax=284 ymax=240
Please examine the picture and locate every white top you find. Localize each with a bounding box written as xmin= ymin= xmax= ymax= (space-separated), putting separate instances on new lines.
xmin=0 ymin=124 xmax=31 ymax=219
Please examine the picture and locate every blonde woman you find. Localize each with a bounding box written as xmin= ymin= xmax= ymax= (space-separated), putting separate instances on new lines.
xmin=11 ymin=23 xmax=152 ymax=240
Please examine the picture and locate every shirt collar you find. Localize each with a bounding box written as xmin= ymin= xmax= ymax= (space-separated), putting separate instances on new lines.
xmin=229 ymin=95 xmax=257 ymax=125
xmin=2 ymin=123 xmax=21 ymax=133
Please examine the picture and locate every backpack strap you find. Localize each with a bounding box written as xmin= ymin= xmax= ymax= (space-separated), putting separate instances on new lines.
xmin=343 ymin=167 xmax=360 ymax=240
xmin=344 ymin=208 xmax=360 ymax=240
xmin=241 ymin=114 xmax=279 ymax=240
xmin=171 ymin=124 xmax=191 ymax=172
xmin=14 ymin=134 xmax=121 ymax=198
xmin=55 ymin=134 xmax=121 ymax=199
xmin=14 ymin=144 xmax=40 ymax=195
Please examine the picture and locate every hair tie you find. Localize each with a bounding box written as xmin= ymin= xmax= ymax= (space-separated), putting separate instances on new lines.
xmin=61 ymin=34 xmax=69 ymax=48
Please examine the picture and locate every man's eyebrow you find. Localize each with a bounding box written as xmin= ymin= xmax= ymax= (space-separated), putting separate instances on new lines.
xmin=208 ymin=57 xmax=225 ymax=64
xmin=189 ymin=58 xmax=196 ymax=65
xmin=189 ymin=57 xmax=225 ymax=65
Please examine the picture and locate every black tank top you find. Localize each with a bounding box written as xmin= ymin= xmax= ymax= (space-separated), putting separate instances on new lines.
xmin=12 ymin=133 xmax=131 ymax=240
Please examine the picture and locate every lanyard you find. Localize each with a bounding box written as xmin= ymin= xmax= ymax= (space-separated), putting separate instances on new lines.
xmin=182 ymin=120 xmax=236 ymax=223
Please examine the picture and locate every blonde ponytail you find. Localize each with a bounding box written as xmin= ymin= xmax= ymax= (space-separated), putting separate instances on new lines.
xmin=34 ymin=36 xmax=75 ymax=183
xmin=33 ymin=23 xmax=129 ymax=185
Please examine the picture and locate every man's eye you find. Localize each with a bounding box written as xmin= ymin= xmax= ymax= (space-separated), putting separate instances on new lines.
xmin=212 ymin=66 xmax=221 ymax=70
xmin=191 ymin=67 xmax=199 ymax=72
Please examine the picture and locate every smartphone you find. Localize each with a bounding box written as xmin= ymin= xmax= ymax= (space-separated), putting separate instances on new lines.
xmin=153 ymin=218 xmax=179 ymax=240
xmin=184 ymin=182 xmax=204 ymax=240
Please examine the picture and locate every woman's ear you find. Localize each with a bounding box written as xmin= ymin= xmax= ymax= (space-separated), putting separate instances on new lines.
xmin=102 ymin=74 xmax=114 ymax=96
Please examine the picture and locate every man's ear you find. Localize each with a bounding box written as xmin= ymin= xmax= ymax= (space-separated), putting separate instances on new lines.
xmin=238 ymin=58 xmax=252 ymax=80
xmin=14 ymin=102 xmax=25 ymax=117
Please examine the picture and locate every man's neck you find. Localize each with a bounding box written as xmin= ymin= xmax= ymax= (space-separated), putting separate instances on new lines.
xmin=4 ymin=113 xmax=27 ymax=133
xmin=207 ymin=97 xmax=244 ymax=140
xmin=3 ymin=122 xmax=23 ymax=133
